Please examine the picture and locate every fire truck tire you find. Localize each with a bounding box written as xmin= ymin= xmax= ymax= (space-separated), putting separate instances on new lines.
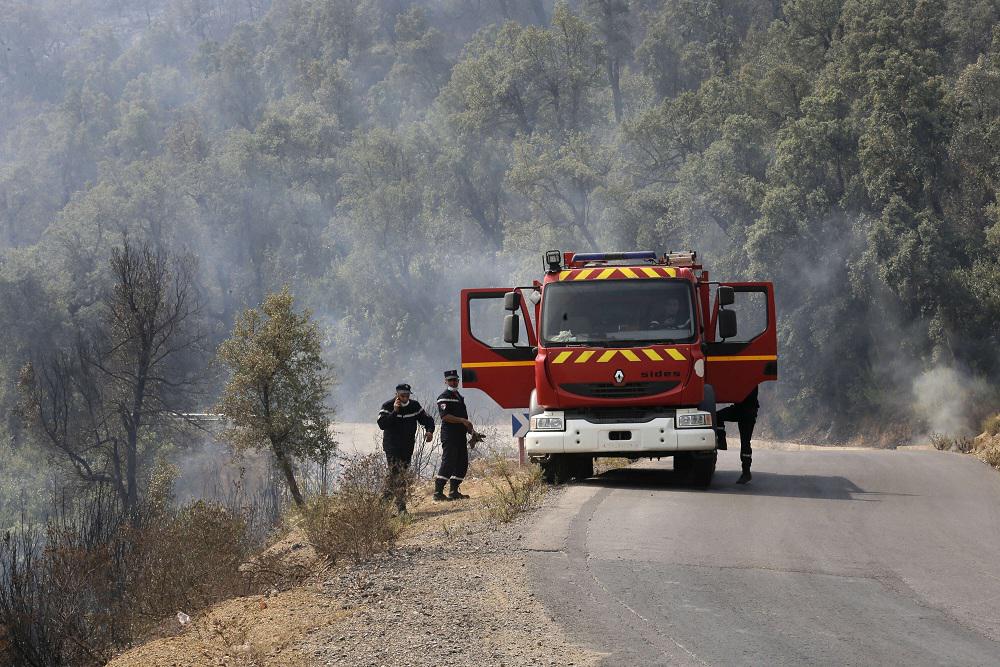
xmin=691 ymin=451 xmax=717 ymax=488
xmin=572 ymin=455 xmax=594 ymax=480
xmin=674 ymin=452 xmax=693 ymax=475
xmin=541 ymin=455 xmax=568 ymax=484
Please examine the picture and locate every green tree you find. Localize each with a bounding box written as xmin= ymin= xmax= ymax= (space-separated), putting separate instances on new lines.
xmin=216 ymin=288 xmax=335 ymax=507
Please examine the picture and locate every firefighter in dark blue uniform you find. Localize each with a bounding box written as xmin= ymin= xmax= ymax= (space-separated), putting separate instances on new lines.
xmin=377 ymin=383 xmax=435 ymax=512
xmin=434 ymin=370 xmax=475 ymax=501
xmin=716 ymin=386 xmax=759 ymax=484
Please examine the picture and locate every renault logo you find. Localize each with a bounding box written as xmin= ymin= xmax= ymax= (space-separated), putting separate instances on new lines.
xmin=613 ymin=369 xmax=624 ymax=385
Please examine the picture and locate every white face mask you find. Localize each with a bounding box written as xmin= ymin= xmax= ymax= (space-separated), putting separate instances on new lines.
xmin=446 ymin=384 xmax=459 ymax=392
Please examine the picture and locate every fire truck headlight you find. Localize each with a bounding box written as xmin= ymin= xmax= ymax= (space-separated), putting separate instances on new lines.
xmin=531 ymin=412 xmax=565 ymax=431
xmin=675 ymin=410 xmax=712 ymax=429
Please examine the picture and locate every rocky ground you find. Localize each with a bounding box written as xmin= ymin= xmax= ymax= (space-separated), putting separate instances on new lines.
xmin=305 ymin=509 xmax=596 ymax=667
xmin=107 ymin=476 xmax=598 ymax=667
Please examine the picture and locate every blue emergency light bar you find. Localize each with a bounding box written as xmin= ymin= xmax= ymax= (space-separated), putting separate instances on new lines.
xmin=573 ymin=251 xmax=657 ymax=262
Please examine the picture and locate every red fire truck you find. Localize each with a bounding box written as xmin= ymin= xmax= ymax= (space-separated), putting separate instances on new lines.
xmin=459 ymin=250 xmax=777 ymax=486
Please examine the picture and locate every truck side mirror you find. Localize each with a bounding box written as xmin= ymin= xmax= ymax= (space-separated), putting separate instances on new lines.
xmin=503 ymin=313 xmax=520 ymax=344
xmin=718 ymin=309 xmax=738 ymax=340
xmin=718 ymin=286 xmax=735 ymax=307
xmin=504 ymin=291 xmax=521 ymax=311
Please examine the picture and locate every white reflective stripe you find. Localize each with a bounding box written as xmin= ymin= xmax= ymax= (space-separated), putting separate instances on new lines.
xmin=450 ymin=476 xmax=465 ymax=481
xmin=378 ymin=409 xmax=391 ymax=415
xmin=435 ymin=475 xmax=448 ymax=480
xmin=398 ymin=412 xmax=422 ymax=418
xmin=437 ymin=398 xmax=461 ymax=402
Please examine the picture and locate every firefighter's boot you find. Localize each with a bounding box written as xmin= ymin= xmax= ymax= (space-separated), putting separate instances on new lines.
xmin=449 ymin=479 xmax=469 ymax=500
xmin=433 ymin=478 xmax=450 ymax=502
xmin=736 ymin=459 xmax=752 ymax=485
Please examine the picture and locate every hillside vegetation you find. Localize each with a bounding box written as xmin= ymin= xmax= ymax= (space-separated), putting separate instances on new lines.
xmin=2 ymin=0 xmax=999 ymax=508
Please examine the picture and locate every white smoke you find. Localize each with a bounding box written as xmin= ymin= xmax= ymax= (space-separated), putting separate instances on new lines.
xmin=911 ymin=366 xmax=990 ymax=438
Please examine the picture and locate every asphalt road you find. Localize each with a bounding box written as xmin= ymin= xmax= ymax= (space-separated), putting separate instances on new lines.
xmin=524 ymin=446 xmax=1000 ymax=666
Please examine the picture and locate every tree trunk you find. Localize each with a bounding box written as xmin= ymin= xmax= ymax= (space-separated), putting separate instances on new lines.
xmin=273 ymin=445 xmax=305 ymax=506
xmin=608 ymin=59 xmax=623 ymax=123
xmin=125 ymin=355 xmax=150 ymax=519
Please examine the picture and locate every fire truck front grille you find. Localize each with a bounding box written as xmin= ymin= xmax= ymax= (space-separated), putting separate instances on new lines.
xmin=559 ymin=382 xmax=679 ymax=399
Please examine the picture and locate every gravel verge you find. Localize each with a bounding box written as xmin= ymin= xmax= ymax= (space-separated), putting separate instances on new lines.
xmin=303 ymin=493 xmax=599 ymax=667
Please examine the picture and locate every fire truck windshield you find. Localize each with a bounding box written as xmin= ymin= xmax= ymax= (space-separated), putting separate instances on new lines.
xmin=541 ymin=279 xmax=696 ymax=346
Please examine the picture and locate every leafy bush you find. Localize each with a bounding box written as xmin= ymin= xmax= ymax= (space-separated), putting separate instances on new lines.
xmin=300 ymin=455 xmax=401 ymax=565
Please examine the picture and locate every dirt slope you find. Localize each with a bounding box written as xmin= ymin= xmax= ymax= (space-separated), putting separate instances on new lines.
xmin=107 ymin=478 xmax=597 ymax=667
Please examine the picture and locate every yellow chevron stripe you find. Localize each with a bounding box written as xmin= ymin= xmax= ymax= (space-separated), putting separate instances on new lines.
xmin=595 ymin=268 xmax=616 ymax=280
xmin=597 ymin=350 xmax=617 ymax=363
xmin=558 ymin=270 xmax=571 ymax=280
xmin=574 ymin=269 xmax=594 ymax=280
xmin=620 ymin=349 xmax=641 ymax=362
xmin=665 ymin=348 xmax=686 ymax=361
xmin=619 ymin=267 xmax=639 ymax=279
xmin=552 ymin=351 xmax=573 ymax=364
xmin=574 ymin=350 xmax=595 ymax=363
xmin=664 ymin=267 xmax=677 ymax=277
xmin=641 ymin=348 xmax=663 ymax=361
xmin=641 ymin=267 xmax=660 ymax=278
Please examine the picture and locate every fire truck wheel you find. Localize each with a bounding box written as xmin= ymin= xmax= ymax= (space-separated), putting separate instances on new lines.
xmin=674 ymin=452 xmax=693 ymax=475
xmin=690 ymin=451 xmax=717 ymax=488
xmin=541 ymin=455 xmax=568 ymax=484
xmin=572 ymin=455 xmax=594 ymax=480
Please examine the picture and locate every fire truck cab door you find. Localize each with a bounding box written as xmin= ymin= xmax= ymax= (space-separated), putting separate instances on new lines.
xmin=460 ymin=288 xmax=537 ymax=409
xmin=706 ymin=282 xmax=778 ymax=404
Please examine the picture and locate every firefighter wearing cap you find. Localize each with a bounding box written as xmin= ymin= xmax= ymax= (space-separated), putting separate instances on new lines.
xmin=377 ymin=383 xmax=435 ymax=512
xmin=716 ymin=386 xmax=758 ymax=484
xmin=434 ymin=370 xmax=475 ymax=501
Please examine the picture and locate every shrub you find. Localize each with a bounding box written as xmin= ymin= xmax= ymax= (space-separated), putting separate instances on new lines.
xmin=0 ymin=474 xmax=273 ymax=667
xmin=300 ymin=454 xmax=401 ymax=564
xmin=479 ymin=450 xmax=545 ymax=526
xmin=128 ymin=501 xmax=256 ymax=625
xmin=929 ymin=433 xmax=975 ymax=453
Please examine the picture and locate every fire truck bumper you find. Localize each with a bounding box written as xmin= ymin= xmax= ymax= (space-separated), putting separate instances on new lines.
xmin=524 ymin=417 xmax=715 ymax=455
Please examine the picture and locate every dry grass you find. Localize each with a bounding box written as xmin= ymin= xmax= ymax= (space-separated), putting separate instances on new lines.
xmin=0 ymin=464 xmax=286 ymax=667
xmin=971 ymin=414 xmax=1000 ymax=468
xmin=975 ymin=441 xmax=1000 ymax=468
xmin=477 ymin=449 xmax=546 ymax=526
xmin=299 ymin=454 xmax=402 ymax=565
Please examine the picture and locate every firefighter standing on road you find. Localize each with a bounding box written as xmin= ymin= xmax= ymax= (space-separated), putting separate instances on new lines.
xmin=377 ymin=383 xmax=435 ymax=513
xmin=716 ymin=386 xmax=759 ymax=484
xmin=434 ymin=370 xmax=475 ymax=501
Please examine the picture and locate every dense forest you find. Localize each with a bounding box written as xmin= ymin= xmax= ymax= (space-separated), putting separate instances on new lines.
xmin=2 ymin=0 xmax=999 ymax=518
